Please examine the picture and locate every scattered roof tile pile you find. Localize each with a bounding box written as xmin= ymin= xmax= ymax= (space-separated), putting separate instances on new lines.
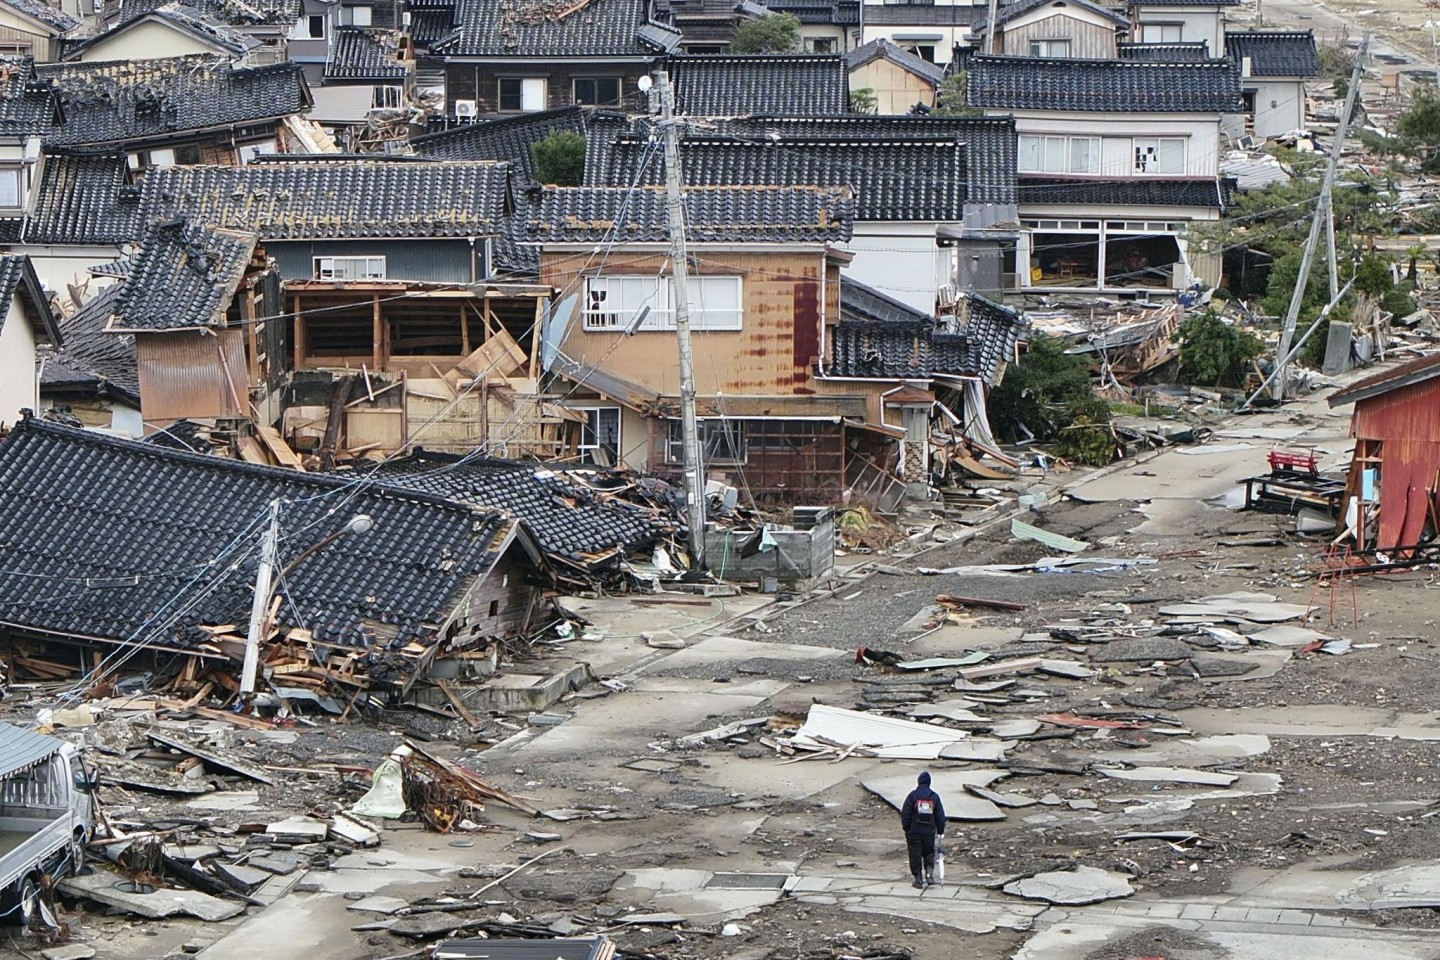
xmin=523 ymin=184 xmax=855 ymax=244
xmin=1225 ymin=30 xmax=1320 ymax=77
xmin=411 ymin=106 xmax=593 ymax=182
xmin=108 ymin=218 xmax=257 ymax=331
xmin=12 ymin=152 xmax=141 ymax=245
xmin=371 ymin=450 xmax=685 ymax=586
xmin=0 ymin=57 xmax=61 ymax=139
xmin=114 ymin=0 xmax=301 ymax=25
xmin=668 ymin=55 xmax=849 ymax=116
xmin=1117 ymin=41 xmax=1211 ymax=61
xmin=0 ymin=418 xmax=520 ymax=680
xmin=326 ymin=27 xmax=411 ymax=81
xmin=37 ymin=56 xmax=309 ymax=148
xmin=1 ymin=0 xmax=80 ymax=31
xmin=831 ymin=278 xmax=1025 ymax=386
xmin=431 ymin=0 xmax=679 ymax=57
xmin=140 ymin=159 xmax=513 ymax=239
xmin=1019 ymin=176 xmax=1233 ymax=208
xmin=964 ymin=55 xmax=1244 ymax=113
xmin=40 ymin=284 xmax=140 ymax=407
xmin=844 ymin=37 xmax=945 ymax=84
xmin=591 ymin=133 xmax=973 ymax=221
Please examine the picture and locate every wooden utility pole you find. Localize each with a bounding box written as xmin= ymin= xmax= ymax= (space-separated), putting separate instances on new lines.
xmin=655 ymin=70 xmax=707 ymax=568
xmin=984 ymin=0 xmax=999 ymax=54
xmin=1272 ymin=34 xmax=1368 ymax=400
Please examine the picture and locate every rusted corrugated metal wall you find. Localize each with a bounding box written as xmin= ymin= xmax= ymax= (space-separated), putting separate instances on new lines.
xmin=1352 ymin=379 xmax=1440 ymax=550
xmin=137 ymin=330 xmax=248 ymax=426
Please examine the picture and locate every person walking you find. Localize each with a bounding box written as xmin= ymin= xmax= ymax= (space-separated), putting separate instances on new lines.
xmin=900 ymin=770 xmax=946 ymax=888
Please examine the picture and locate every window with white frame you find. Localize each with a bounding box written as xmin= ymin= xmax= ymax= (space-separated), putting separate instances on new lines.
xmin=339 ymin=3 xmax=372 ymax=26
xmin=1139 ymin=23 xmax=1183 ymax=43
xmin=578 ymin=407 xmax=621 ymax=466
xmin=668 ymin=419 xmax=746 ymax=465
xmin=0 ymin=167 xmax=21 ymax=208
xmin=1028 ymin=38 xmax=1071 ymax=57
xmin=1018 ymin=135 xmax=1100 ymax=174
xmin=1133 ymin=137 xmax=1186 ymax=174
xmin=373 ymin=85 xmax=404 ymax=108
xmin=583 ymin=275 xmax=743 ymax=331
xmin=315 ymin=256 xmax=386 ymax=280
xmin=499 ymin=77 xmax=546 ymax=112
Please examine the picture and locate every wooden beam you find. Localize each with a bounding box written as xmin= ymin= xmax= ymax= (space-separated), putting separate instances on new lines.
xmin=372 ymin=294 xmax=384 ymax=371
xmin=292 ymin=294 xmax=307 ymax=367
xmin=460 ymin=303 xmax=471 ymax=356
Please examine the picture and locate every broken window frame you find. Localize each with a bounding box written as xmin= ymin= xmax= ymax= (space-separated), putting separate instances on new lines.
xmin=668 ymin=418 xmax=747 ymax=466
xmin=1132 ymin=137 xmax=1187 ymax=175
xmin=575 ymin=406 xmax=622 ymax=466
xmin=583 ymin=275 xmax=743 ymax=332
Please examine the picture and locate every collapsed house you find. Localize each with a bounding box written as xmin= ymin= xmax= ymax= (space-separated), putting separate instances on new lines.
xmin=0 ymin=417 xmax=551 ymax=696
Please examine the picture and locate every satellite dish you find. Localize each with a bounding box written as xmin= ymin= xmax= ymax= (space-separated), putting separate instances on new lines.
xmin=637 ymin=74 xmax=654 ymax=92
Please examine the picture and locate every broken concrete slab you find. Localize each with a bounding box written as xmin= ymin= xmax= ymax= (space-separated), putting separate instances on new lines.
xmin=1037 ymin=659 xmax=1094 ymax=679
xmin=58 ymin=871 xmax=244 ymax=922
xmin=265 ymin=816 xmax=329 ymax=843
xmin=41 ymin=946 xmax=96 ymax=960
xmin=906 ymin=699 xmax=989 ymax=723
xmin=346 ymin=896 xmax=411 ymax=915
xmin=1088 ymin=636 xmax=1196 ymax=662
xmin=1093 ymin=734 xmax=1270 ymax=768
xmin=988 ymin=719 xmax=1042 ymax=739
xmin=214 ymin=862 xmax=269 ymax=891
xmin=938 ymin=738 xmax=1009 ymax=762
xmin=616 ymin=913 xmax=687 ymax=926
xmin=965 ymin=784 xmax=1038 ymax=808
xmin=1251 ymin=625 xmax=1333 ymax=647
xmin=388 ymin=911 xmax=481 ymax=939
xmin=1002 ymin=866 xmax=1135 ymax=905
xmin=147 ymin=729 xmax=275 ymax=784
xmin=1099 ymin=767 xmax=1238 ymax=787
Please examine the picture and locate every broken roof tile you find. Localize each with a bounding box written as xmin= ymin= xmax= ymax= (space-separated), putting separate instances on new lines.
xmin=326 ymin=27 xmax=411 ymax=81
xmin=108 ymin=217 xmax=257 ymax=331
xmin=39 ymin=283 xmax=139 ymax=406
xmin=431 ymin=0 xmax=680 ymax=58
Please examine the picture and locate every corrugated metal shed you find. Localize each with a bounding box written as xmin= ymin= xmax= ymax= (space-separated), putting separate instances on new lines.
xmin=0 ymin=722 xmax=64 ymax=778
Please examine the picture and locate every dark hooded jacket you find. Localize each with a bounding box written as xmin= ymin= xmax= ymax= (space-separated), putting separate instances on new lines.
xmin=900 ymin=771 xmax=946 ymax=836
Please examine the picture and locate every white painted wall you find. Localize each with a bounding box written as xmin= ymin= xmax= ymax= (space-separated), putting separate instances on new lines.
xmin=1011 ymin=111 xmax=1222 ymax=178
xmin=1131 ymin=6 xmax=1224 ymax=51
xmin=18 ymin=248 xmax=125 ymax=298
xmin=0 ymin=299 xmax=38 ymax=428
xmin=309 ymin=83 xmax=378 ymax=125
xmin=839 ymin=222 xmax=945 ymax=314
xmin=1223 ymin=79 xmax=1307 ymax=139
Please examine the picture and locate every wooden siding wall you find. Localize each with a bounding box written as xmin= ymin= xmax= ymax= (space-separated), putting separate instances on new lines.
xmin=999 ymin=14 xmax=1116 ymax=58
xmin=450 ymin=555 xmax=540 ymax=650
xmin=136 ymin=329 xmax=249 ymax=426
xmin=0 ymin=23 xmax=57 ymax=61
xmin=849 ymin=59 xmax=937 ymax=115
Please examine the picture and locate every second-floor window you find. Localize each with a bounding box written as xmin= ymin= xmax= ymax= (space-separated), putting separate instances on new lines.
xmin=292 ymin=14 xmax=325 ymax=39
xmin=0 ymin=167 xmax=21 ymax=209
xmin=1028 ymin=39 xmax=1071 ymax=57
xmin=315 ymin=256 xmax=386 ymax=280
xmin=584 ymin=275 xmax=743 ymax=331
xmin=339 ymin=4 xmax=372 ymax=26
xmin=573 ymin=77 xmax=621 ymax=106
xmin=1018 ymin=135 xmax=1099 ymax=175
xmin=1133 ymin=137 xmax=1186 ymax=175
xmin=805 ymin=37 xmax=837 ymax=53
xmin=1139 ymin=23 xmax=1183 ymax=43
xmin=499 ymin=77 xmax=546 ymax=112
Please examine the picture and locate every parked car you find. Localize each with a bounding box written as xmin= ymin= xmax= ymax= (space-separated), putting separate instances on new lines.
xmin=0 ymin=722 xmax=97 ymax=927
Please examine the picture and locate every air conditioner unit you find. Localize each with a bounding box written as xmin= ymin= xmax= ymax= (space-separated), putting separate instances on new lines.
xmin=454 ymin=99 xmax=477 ymax=119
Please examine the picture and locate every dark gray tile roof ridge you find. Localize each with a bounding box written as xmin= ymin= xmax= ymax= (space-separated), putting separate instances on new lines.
xmin=325 ymin=26 xmax=411 ymax=80
xmin=39 ymin=282 xmax=139 ymax=403
xmin=840 ymin=274 xmax=935 ymax=324
xmin=1224 ymin=29 xmax=1320 ymax=77
xmin=843 ymin=37 xmax=946 ymax=84
xmin=965 ymin=53 xmax=1244 ymax=113
xmin=431 ymin=0 xmax=680 ymax=58
xmin=986 ymin=0 xmax=1129 ymax=27
xmin=109 ymin=217 xmax=258 ymax=331
xmin=1129 ymin=0 xmax=1240 ymax=5
xmin=7 ymin=416 xmax=506 ymax=518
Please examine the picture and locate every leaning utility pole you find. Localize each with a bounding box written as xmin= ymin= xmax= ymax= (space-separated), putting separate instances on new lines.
xmin=241 ymin=499 xmax=281 ymax=696
xmin=655 ymin=70 xmax=707 ymax=568
xmin=983 ymin=0 xmax=999 ymax=54
xmin=1272 ymin=34 xmax=1368 ymax=400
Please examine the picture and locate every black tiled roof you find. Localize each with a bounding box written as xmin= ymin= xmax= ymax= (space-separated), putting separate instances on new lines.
xmin=431 ymin=0 xmax=680 ymax=58
xmin=16 ymin=152 xmax=141 ymax=245
xmin=0 ymin=418 xmax=520 ymax=663
xmin=1225 ymin=30 xmax=1320 ymax=78
xmin=522 ymin=184 xmax=855 ymax=243
xmin=411 ymin=106 xmax=591 ymax=183
xmin=71 ymin=2 xmax=261 ymax=58
xmin=832 ymin=277 xmax=1025 ymax=385
xmin=844 ymin=38 xmax=945 ymax=85
xmin=109 ymin=218 xmax=256 ymax=331
xmin=326 ymin=27 xmax=411 ymax=81
xmin=0 ymin=57 xmax=61 ymax=139
xmin=38 ymin=56 xmax=310 ymax=148
xmin=115 ymin=0 xmax=301 ymax=25
xmin=140 ymin=159 xmax=513 ymax=239
xmin=371 ymin=450 xmax=680 ymax=569
xmin=964 ymin=54 xmax=1245 ymax=113
xmin=714 ymin=114 xmax=1017 ymax=206
xmin=1018 ymin=176 xmax=1232 ymax=207
xmin=759 ymin=0 xmax=858 ymax=25
xmin=593 ymin=133 xmax=976 ymax=221
xmin=1117 ymin=41 xmax=1211 ymax=61
xmin=39 ymin=283 xmax=140 ymax=407
xmin=0 ymin=0 xmax=80 ymax=31
xmin=0 ymin=256 xmax=27 ymax=332
xmin=1129 ymin=0 xmax=1239 ymax=6
xmin=668 ymin=54 xmax=849 ymax=116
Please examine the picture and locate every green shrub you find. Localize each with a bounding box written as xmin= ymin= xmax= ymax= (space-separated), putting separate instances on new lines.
xmin=1178 ymin=311 xmax=1265 ymax=387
